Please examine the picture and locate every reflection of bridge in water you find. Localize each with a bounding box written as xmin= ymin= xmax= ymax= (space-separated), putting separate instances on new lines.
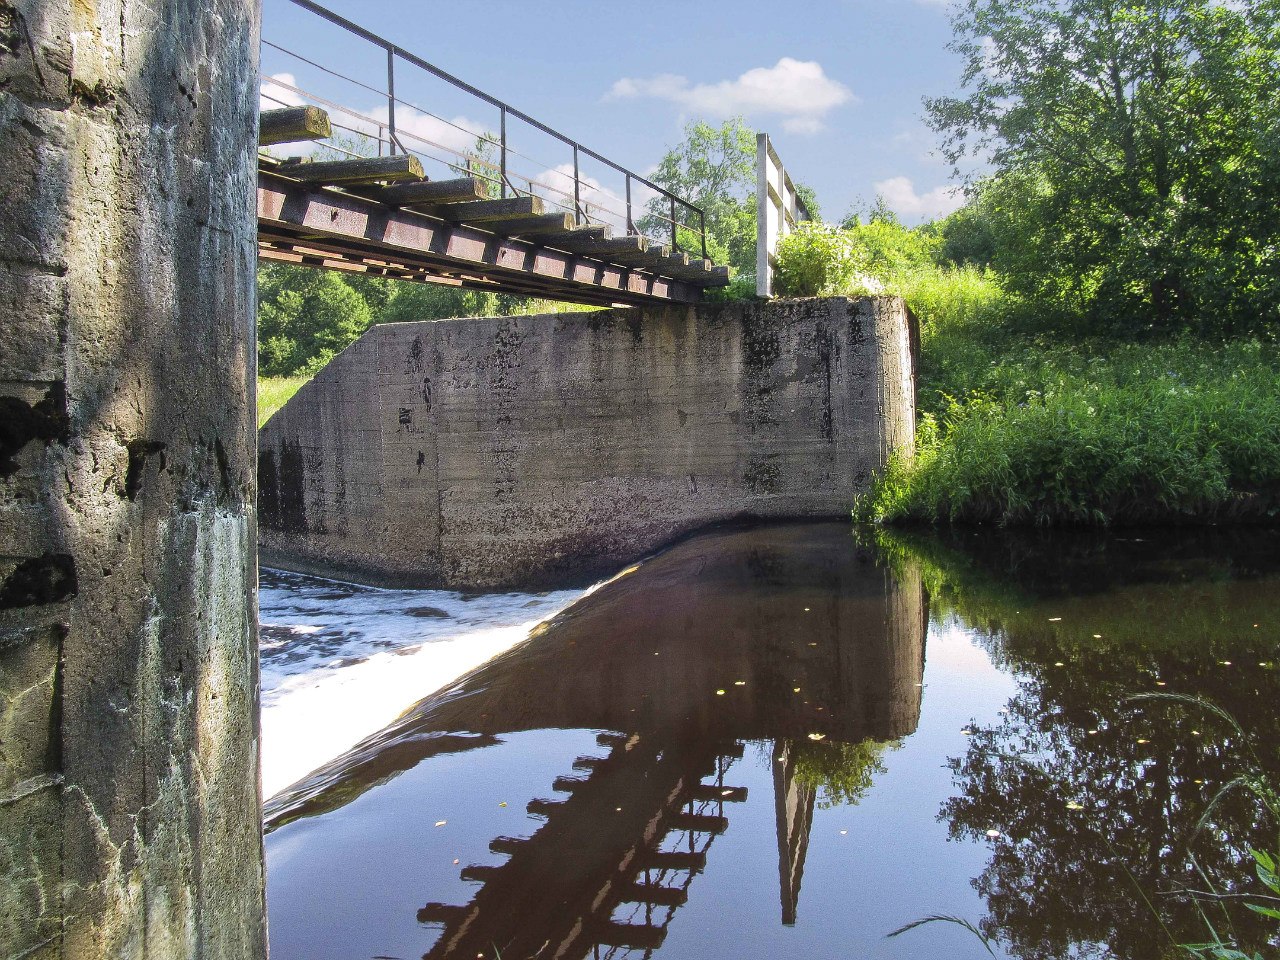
xmin=417 ymin=733 xmax=831 ymax=960
xmin=265 ymin=524 xmax=926 ymax=959
xmin=419 ymin=735 xmax=748 ymax=960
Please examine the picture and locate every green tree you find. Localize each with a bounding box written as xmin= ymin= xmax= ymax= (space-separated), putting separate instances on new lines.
xmin=644 ymin=117 xmax=821 ymax=276
xmin=932 ymin=192 xmax=999 ymax=269
xmin=378 ymin=283 xmax=500 ymax=325
xmin=928 ymin=0 xmax=1280 ymax=334
xmin=257 ymin=264 xmax=373 ymax=376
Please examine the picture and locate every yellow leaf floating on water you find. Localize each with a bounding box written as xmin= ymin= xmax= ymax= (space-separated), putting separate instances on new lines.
xmin=1137 ymin=738 xmax=1150 ymax=744
xmin=734 ymin=681 xmax=746 ymax=686
xmin=435 ymin=820 xmax=447 ymax=827
xmin=793 ymin=687 xmax=801 ymax=693
xmin=498 ymin=802 xmax=507 ymax=807
xmin=1066 ymin=801 xmax=1084 ymax=810
xmin=808 ymin=733 xmax=826 ymax=741
xmin=1048 ymin=617 xmax=1063 ymax=622
xmin=715 ymin=689 xmax=725 ymax=696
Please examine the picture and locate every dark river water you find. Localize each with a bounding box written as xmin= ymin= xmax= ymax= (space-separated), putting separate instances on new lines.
xmin=261 ymin=522 xmax=1280 ymax=960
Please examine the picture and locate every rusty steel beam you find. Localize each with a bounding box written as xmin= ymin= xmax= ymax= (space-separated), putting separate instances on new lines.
xmin=257 ymin=169 xmax=701 ymax=306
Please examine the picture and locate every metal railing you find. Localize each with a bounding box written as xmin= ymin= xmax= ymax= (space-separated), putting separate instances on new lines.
xmin=756 ymin=133 xmax=813 ymax=298
xmin=264 ymin=0 xmax=709 ymax=259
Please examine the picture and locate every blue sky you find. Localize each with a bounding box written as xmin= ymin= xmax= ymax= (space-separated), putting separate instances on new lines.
xmin=260 ymin=0 xmax=971 ymax=225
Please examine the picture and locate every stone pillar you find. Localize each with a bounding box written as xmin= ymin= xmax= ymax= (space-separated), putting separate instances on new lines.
xmin=0 ymin=1 xmax=266 ymax=957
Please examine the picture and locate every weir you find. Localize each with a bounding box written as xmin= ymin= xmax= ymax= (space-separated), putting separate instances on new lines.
xmin=258 ymin=296 xmax=917 ymax=588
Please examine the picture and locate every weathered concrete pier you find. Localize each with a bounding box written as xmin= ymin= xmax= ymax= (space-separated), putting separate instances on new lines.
xmin=258 ymin=297 xmax=917 ymax=588
xmin=0 ymin=1 xmax=265 ymax=957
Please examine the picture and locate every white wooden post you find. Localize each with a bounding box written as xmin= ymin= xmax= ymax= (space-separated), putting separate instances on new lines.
xmin=756 ymin=133 xmax=811 ymax=298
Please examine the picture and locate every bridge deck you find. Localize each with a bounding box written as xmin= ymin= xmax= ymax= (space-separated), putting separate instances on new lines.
xmin=257 ymin=106 xmax=729 ymax=308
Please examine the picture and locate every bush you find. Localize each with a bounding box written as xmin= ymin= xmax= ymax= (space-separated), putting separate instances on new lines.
xmin=772 ymin=223 xmax=873 ymax=298
xmin=858 ymin=340 xmax=1280 ymax=525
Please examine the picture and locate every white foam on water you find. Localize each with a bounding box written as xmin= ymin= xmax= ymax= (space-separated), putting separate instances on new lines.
xmin=257 ymin=568 xmax=586 ymax=799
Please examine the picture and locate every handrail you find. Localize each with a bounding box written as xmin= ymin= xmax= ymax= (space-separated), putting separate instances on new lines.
xmin=276 ymin=0 xmax=709 ymax=258
xmin=756 ymin=133 xmax=812 ymax=298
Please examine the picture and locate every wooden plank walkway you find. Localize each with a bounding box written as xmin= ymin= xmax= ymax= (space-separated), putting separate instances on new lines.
xmin=257 ymin=107 xmax=729 ymax=308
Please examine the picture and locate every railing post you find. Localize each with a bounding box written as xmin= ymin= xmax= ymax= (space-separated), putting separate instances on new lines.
xmin=625 ymin=175 xmax=634 ymax=235
xmin=386 ymin=47 xmax=396 ymax=155
xmin=758 ymin=133 xmax=774 ymax=297
xmin=700 ymin=210 xmax=708 ymax=261
xmin=670 ymin=196 xmax=677 ymax=251
xmin=572 ymin=143 xmax=581 ymax=225
xmin=500 ymin=106 xmax=508 ymax=199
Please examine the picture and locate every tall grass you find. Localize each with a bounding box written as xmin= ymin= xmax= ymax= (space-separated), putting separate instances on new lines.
xmin=861 ymin=339 xmax=1280 ymax=525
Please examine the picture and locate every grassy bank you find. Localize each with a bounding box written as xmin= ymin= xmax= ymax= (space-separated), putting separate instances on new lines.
xmin=863 ymin=333 xmax=1280 ymax=525
xmin=772 ymin=222 xmax=1280 ymax=527
xmin=258 ymin=375 xmax=310 ymax=429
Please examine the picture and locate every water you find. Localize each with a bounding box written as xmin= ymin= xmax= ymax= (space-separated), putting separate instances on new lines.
xmin=260 ymin=523 xmax=1280 ymax=960
xmin=258 ymin=569 xmax=586 ymax=798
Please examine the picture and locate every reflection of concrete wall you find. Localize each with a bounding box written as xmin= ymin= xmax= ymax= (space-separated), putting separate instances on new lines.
xmin=0 ymin=2 xmax=265 ymax=958
xmin=405 ymin=523 xmax=927 ymax=744
xmin=267 ymin=523 xmax=928 ymax=829
xmin=259 ymin=297 xmax=917 ymax=588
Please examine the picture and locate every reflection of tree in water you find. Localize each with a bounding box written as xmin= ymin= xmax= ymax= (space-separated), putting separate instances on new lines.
xmin=793 ymin=738 xmax=901 ymax=810
xmin=913 ymin=530 xmax=1280 ymax=960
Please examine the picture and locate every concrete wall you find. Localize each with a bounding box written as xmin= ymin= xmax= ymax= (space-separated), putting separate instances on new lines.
xmin=0 ymin=1 xmax=265 ymax=958
xmin=259 ymin=297 xmax=916 ymax=588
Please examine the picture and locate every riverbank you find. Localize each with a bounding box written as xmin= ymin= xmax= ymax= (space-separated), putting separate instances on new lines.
xmin=859 ymin=330 xmax=1280 ymax=525
xmin=793 ymin=241 xmax=1280 ymax=527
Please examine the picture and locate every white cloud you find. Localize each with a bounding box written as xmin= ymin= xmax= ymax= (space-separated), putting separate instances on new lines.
xmin=783 ymin=116 xmax=824 ymax=136
xmin=608 ymin=58 xmax=855 ymax=134
xmin=260 ymin=72 xmax=304 ymax=111
xmin=874 ymin=176 xmax=965 ymax=221
xmin=365 ymin=105 xmax=489 ymax=158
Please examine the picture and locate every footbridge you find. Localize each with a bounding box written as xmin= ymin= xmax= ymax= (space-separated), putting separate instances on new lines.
xmin=257 ymin=0 xmax=732 ymax=307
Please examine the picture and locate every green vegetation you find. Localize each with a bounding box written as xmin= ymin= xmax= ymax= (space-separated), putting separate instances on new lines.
xmin=257 ymin=263 xmax=597 ymax=379
xmin=765 ymin=0 xmax=1280 ymax=527
xmin=928 ymin=0 xmax=1280 ymax=337
xmin=792 ymin=737 xmax=900 ymax=810
xmin=865 ymin=335 xmax=1280 ymax=525
xmin=645 ymin=117 xmax=817 ymax=283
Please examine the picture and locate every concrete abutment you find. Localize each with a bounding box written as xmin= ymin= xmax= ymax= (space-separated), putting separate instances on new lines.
xmin=0 ymin=0 xmax=266 ymax=957
xmin=259 ymin=297 xmax=917 ymax=588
